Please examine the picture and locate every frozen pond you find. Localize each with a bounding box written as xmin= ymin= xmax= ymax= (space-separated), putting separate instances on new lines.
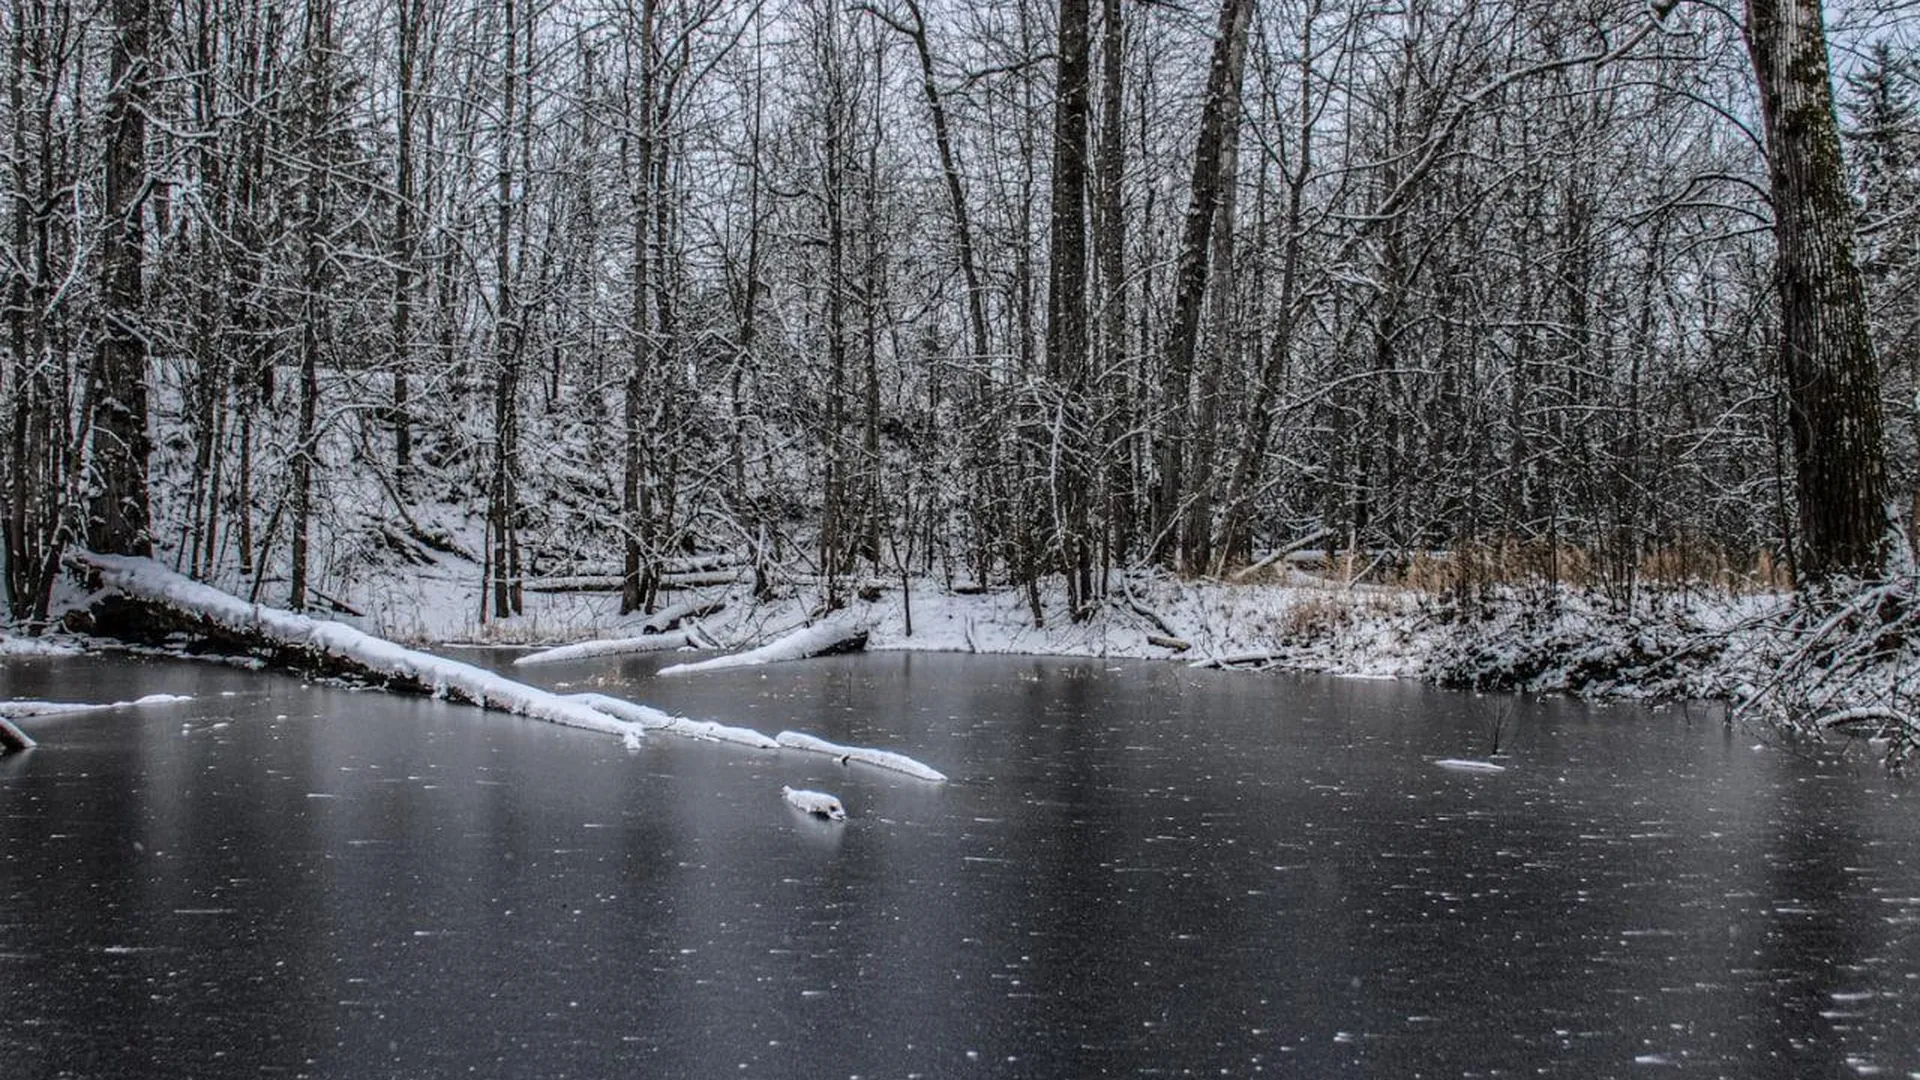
xmin=4 ymin=649 xmax=1919 ymax=1077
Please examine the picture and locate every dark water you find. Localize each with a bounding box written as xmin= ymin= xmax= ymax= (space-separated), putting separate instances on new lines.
xmin=3 ymin=649 xmax=1917 ymax=1079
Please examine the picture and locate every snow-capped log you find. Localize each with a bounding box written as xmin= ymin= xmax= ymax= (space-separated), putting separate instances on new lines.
xmin=0 ymin=716 xmax=34 ymax=752
xmin=513 ymin=625 xmax=718 ymax=666
xmin=641 ymin=597 xmax=727 ymax=634
xmin=0 ymin=694 xmax=191 ymax=719
xmin=781 ymin=785 xmax=846 ymax=820
xmin=68 ymin=552 xmax=647 ymax=740
xmin=657 ymin=618 xmax=868 ymax=676
xmin=567 ymin=692 xmax=780 ymax=749
xmin=1434 ymin=758 xmax=1507 ymax=773
xmin=774 ymin=730 xmax=947 ymax=782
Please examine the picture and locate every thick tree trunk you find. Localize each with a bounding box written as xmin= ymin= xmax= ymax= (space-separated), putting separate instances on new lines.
xmin=87 ymin=0 xmax=155 ymax=558
xmin=1744 ymin=0 xmax=1891 ymax=582
xmin=1048 ymin=0 xmax=1094 ymax=611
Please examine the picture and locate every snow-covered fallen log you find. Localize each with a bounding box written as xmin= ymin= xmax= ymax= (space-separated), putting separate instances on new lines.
xmin=642 ymin=597 xmax=727 ymax=634
xmin=1435 ymin=758 xmax=1507 ymax=773
xmin=513 ymin=626 xmax=717 ymax=666
xmin=0 ymin=694 xmax=191 ymax=719
xmin=0 ymin=716 xmax=33 ymax=752
xmin=568 ymin=692 xmax=780 ymax=749
xmin=70 ymin=552 xmax=647 ymax=741
xmin=658 ymin=617 xmax=868 ymax=676
xmin=774 ymin=730 xmax=947 ymax=782
xmin=782 ymin=785 xmax=846 ymax=820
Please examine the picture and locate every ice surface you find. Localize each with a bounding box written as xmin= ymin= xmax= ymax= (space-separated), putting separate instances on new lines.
xmin=774 ymin=730 xmax=947 ymax=782
xmin=781 ymin=785 xmax=847 ymax=821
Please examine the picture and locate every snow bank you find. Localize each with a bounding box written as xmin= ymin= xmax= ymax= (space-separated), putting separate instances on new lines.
xmin=73 ymin=552 xmax=647 ymax=741
xmin=512 ymin=626 xmax=714 ymax=666
xmin=567 ymin=692 xmax=780 ymax=749
xmin=774 ymin=730 xmax=948 ymax=782
xmin=0 ymin=633 xmax=82 ymax=657
xmin=781 ymin=785 xmax=846 ymax=820
xmin=658 ymin=617 xmax=867 ymax=676
xmin=0 ymin=694 xmax=191 ymax=719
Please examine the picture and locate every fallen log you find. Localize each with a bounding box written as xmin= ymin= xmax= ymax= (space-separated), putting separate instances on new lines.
xmin=658 ymin=618 xmax=868 ymax=676
xmin=68 ymin=551 xmax=645 ymax=740
xmin=642 ymin=598 xmax=727 ymax=633
xmin=774 ymin=729 xmax=947 ymax=782
xmin=513 ymin=625 xmax=717 ymax=666
xmin=0 ymin=716 xmax=34 ymax=752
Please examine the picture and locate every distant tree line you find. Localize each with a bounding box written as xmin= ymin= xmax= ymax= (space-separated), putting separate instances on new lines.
xmin=2 ymin=0 xmax=1914 ymax=627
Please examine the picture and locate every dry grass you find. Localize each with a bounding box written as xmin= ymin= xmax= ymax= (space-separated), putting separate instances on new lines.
xmin=1232 ymin=538 xmax=1791 ymax=597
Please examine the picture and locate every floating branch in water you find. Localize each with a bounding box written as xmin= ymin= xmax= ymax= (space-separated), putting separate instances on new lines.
xmin=1434 ymin=758 xmax=1507 ymax=773
xmin=569 ymin=692 xmax=779 ymax=749
xmin=775 ymin=730 xmax=947 ymax=782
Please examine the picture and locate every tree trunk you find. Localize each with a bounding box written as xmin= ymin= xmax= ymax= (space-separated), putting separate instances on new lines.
xmin=1153 ymin=0 xmax=1251 ymax=568
xmin=1743 ymin=0 xmax=1892 ymax=582
xmin=1048 ymin=0 xmax=1093 ymax=611
xmin=87 ymin=0 xmax=155 ymax=558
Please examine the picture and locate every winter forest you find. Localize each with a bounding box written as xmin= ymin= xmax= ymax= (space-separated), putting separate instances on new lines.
xmin=3 ymin=0 xmax=1917 ymax=635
